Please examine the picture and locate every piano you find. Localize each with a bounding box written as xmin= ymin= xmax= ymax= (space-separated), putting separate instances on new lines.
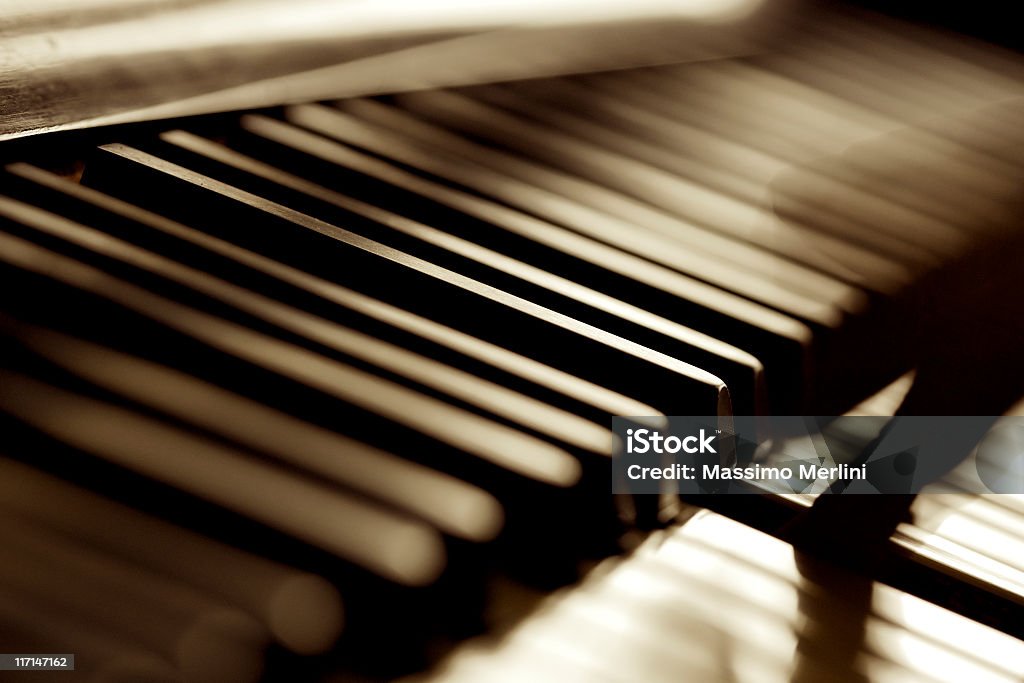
xmin=2 ymin=2 xmax=1024 ymax=681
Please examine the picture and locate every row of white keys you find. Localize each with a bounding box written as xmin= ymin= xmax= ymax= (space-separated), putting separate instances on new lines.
xmin=408 ymin=512 xmax=1024 ymax=683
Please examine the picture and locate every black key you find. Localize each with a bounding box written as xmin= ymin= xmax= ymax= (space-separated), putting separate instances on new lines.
xmin=147 ymin=122 xmax=767 ymax=415
xmin=81 ymin=142 xmax=731 ymax=420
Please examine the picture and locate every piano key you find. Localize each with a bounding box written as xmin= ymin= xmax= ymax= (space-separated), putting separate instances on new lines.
xmin=772 ymin=491 xmax=1024 ymax=629
xmin=243 ymin=106 xmax=807 ymax=410
xmin=386 ymin=88 xmax=951 ymax=402
xmin=774 ymin=104 xmax=1024 ymax=415
xmin=0 ymin=515 xmax=269 ymax=683
xmin=0 ymin=207 xmax=582 ymax=490
xmin=0 ymin=192 xmax=643 ymax=567
xmin=76 ymin=140 xmax=740 ymax=534
xmin=472 ymin=594 xmax=745 ymax=682
xmin=655 ymin=518 xmax=1024 ymax=682
xmin=797 ymin=140 xmax=1015 ymax=244
xmin=152 ymin=123 xmax=768 ymax=415
xmin=280 ymin=102 xmax=817 ymax=327
xmin=575 ymin=65 xmax=872 ymax=182
xmin=582 ymin=67 xmax=973 ymax=265
xmin=0 ymin=315 xmax=503 ymax=544
xmin=5 ymin=162 xmax=663 ymax=429
xmin=0 ymin=171 xmax=649 ymax=558
xmin=652 ymin=61 xmax=1012 ymax=216
xmin=644 ymin=60 xmax=890 ymax=157
xmin=810 ymin=106 xmax=1024 ymax=236
xmin=753 ymin=381 xmax=1024 ymax=621
xmin=386 ymin=88 xmax=868 ymax=305
xmin=0 ymin=414 xmax=469 ymax=670
xmin=260 ymin=105 xmax=909 ymax=413
xmin=578 ymin=61 xmax=936 ymax=233
xmin=82 ymin=141 xmax=733 ymax=420
xmin=472 ymin=76 xmax=912 ymax=289
xmin=499 ymin=72 xmax=808 ymax=191
xmin=77 ymin=138 xmax=741 ymax=530
xmin=0 ymin=366 xmax=449 ymax=587
xmin=409 ymin=512 xmax=1024 ymax=683
xmin=911 ymin=496 xmax=1024 ymax=572
xmin=329 ymin=95 xmax=850 ymax=324
xmin=757 ymin=116 xmax=1013 ymax=266
xmin=496 ymin=67 xmax=881 ymax=235
xmin=462 ymin=79 xmax=775 ymax=205
xmin=769 ymin=163 xmax=971 ymax=264
xmin=0 ymin=456 xmax=345 ymax=655
xmin=0 ymin=191 xmax=608 ymax=459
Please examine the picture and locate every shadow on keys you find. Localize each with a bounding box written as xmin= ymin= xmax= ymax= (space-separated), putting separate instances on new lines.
xmin=409 ymin=512 xmax=1024 ymax=682
xmin=773 ymin=98 xmax=1024 ymax=567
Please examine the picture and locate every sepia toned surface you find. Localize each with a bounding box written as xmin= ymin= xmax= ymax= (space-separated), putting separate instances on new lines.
xmin=1 ymin=2 xmax=1024 ymax=681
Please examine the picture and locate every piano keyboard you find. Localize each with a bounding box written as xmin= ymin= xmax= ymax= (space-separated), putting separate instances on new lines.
xmin=407 ymin=512 xmax=1024 ymax=683
xmin=2 ymin=6 xmax=1024 ymax=681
